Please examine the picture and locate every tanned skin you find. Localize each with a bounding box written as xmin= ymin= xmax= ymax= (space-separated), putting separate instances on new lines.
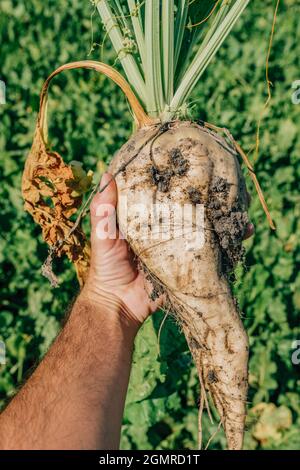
xmin=0 ymin=173 xmax=253 ymax=450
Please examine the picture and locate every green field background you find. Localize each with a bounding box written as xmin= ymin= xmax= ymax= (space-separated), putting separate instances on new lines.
xmin=0 ymin=0 xmax=299 ymax=449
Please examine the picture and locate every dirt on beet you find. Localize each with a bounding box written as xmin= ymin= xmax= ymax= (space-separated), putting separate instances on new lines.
xmin=207 ymin=176 xmax=249 ymax=275
xmin=150 ymin=146 xmax=190 ymax=192
xmin=149 ymin=141 xmax=249 ymax=277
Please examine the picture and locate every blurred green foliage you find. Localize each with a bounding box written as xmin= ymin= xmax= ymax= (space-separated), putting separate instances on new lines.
xmin=0 ymin=0 xmax=299 ymax=450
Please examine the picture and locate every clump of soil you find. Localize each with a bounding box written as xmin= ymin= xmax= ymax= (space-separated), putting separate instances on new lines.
xmin=208 ymin=177 xmax=249 ymax=275
xmin=207 ymin=369 xmax=219 ymax=384
xmin=187 ymin=186 xmax=203 ymax=204
xmin=212 ymin=176 xmax=231 ymax=196
xmin=169 ymin=148 xmax=189 ymax=176
xmin=150 ymin=147 xmax=190 ymax=192
xmin=150 ymin=167 xmax=173 ymax=192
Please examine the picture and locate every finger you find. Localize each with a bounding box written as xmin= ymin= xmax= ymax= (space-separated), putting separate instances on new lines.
xmin=90 ymin=172 xmax=117 ymax=216
xmin=243 ymin=222 xmax=254 ymax=240
xmin=90 ymin=173 xmax=118 ymax=252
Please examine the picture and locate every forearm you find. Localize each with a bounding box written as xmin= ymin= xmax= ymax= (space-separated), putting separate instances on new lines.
xmin=0 ymin=294 xmax=139 ymax=450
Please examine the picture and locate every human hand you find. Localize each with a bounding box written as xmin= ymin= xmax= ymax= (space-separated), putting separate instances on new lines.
xmin=82 ymin=173 xmax=164 ymax=327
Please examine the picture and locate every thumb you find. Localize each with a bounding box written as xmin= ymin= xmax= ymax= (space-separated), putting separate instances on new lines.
xmin=90 ymin=173 xmax=118 ymax=252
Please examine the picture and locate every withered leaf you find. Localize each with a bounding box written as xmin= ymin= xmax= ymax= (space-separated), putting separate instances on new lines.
xmin=22 ymin=126 xmax=90 ymax=286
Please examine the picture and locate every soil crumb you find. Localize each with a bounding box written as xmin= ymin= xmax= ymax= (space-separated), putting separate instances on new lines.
xmin=211 ymin=176 xmax=231 ymax=196
xmin=150 ymin=147 xmax=190 ymax=192
xmin=150 ymin=167 xmax=173 ymax=193
xmin=208 ymin=176 xmax=249 ymax=274
xmin=207 ymin=370 xmax=218 ymax=384
xmin=187 ymin=186 xmax=203 ymax=204
xmin=170 ymin=148 xmax=189 ymax=176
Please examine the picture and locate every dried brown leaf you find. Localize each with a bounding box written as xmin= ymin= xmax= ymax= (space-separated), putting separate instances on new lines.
xmin=22 ymin=127 xmax=90 ymax=285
